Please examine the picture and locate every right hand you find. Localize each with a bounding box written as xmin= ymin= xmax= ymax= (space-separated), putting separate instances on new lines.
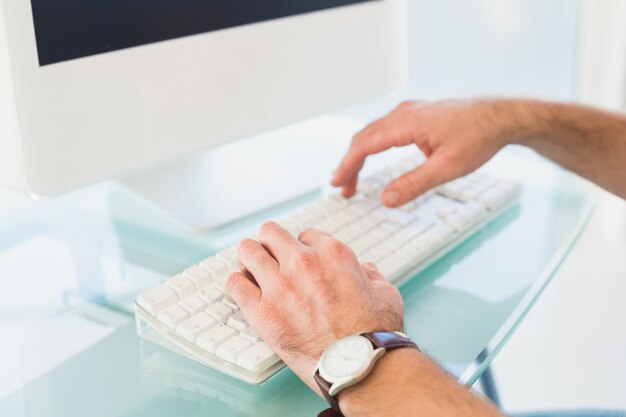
xmin=227 ymin=222 xmax=404 ymax=394
xmin=331 ymin=99 xmax=522 ymax=207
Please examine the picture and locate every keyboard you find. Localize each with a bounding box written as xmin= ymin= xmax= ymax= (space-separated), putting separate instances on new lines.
xmin=134 ymin=157 xmax=521 ymax=385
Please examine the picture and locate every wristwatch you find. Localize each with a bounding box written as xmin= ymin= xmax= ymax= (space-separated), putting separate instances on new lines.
xmin=314 ymin=331 xmax=419 ymax=415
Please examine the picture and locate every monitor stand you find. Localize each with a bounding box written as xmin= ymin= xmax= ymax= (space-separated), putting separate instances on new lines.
xmin=118 ymin=115 xmax=366 ymax=232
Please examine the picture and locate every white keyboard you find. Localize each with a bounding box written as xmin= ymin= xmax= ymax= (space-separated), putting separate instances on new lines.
xmin=134 ymin=157 xmax=521 ymax=385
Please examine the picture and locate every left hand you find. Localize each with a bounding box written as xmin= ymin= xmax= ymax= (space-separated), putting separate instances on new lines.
xmin=225 ymin=221 xmax=404 ymax=393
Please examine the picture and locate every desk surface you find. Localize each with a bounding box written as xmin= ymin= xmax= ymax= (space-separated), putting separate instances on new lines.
xmin=0 ymin=148 xmax=593 ymax=417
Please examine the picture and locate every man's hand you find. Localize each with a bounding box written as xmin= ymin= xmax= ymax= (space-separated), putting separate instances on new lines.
xmin=331 ymin=99 xmax=527 ymax=207
xmin=225 ymin=221 xmax=404 ymax=392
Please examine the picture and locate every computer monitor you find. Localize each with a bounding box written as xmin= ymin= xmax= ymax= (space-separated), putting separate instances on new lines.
xmin=0 ymin=0 xmax=407 ymax=204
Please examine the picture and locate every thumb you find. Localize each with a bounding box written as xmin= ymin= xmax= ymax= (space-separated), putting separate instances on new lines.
xmin=381 ymin=154 xmax=452 ymax=207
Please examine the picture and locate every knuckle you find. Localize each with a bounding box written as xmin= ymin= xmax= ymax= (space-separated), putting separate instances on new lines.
xmin=396 ymin=100 xmax=414 ymax=110
xmin=226 ymin=272 xmax=244 ymax=293
xmin=398 ymin=173 xmax=426 ymax=195
xmin=297 ymin=227 xmax=314 ymax=241
xmin=260 ymin=220 xmax=279 ymax=235
xmin=362 ymin=262 xmax=379 ymax=272
xmin=293 ymin=249 xmax=317 ymax=273
xmin=325 ymin=238 xmax=353 ymax=258
xmin=237 ymin=239 xmax=257 ymax=256
xmin=350 ymin=134 xmax=366 ymax=155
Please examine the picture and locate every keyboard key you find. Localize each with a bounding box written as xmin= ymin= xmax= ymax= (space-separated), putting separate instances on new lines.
xmin=216 ymin=336 xmax=253 ymax=363
xmin=458 ymin=189 xmax=480 ymax=202
xmin=197 ymin=286 xmax=223 ymax=305
xmin=316 ymin=218 xmax=341 ymax=234
xmin=438 ymin=183 xmax=463 ymax=201
xmin=216 ymin=248 xmax=240 ymax=272
xmin=179 ymin=294 xmax=207 ymax=315
xmin=429 ymin=224 xmax=456 ymax=245
xmin=137 ymin=284 xmax=178 ymax=316
xmin=369 ymin=224 xmax=393 ymax=241
xmin=478 ymin=183 xmax=518 ymax=210
xmin=206 ymin=302 xmax=234 ymax=323
xmin=410 ymin=227 xmax=446 ymax=254
xmin=384 ymin=236 xmax=405 ymax=251
xmin=166 ymin=274 xmax=195 ymax=297
xmin=377 ymin=255 xmax=407 ymax=280
xmin=369 ymin=242 xmax=396 ymax=259
xmin=343 ymin=205 xmax=363 ymax=220
xmin=222 ymin=294 xmax=239 ymax=312
xmin=157 ymin=305 xmax=189 ymax=330
xmin=279 ymin=219 xmax=300 ymax=235
xmin=185 ymin=265 xmax=212 ymax=288
xmin=177 ymin=312 xmax=217 ymax=342
xmin=212 ymin=280 xmax=227 ymax=294
xmin=332 ymin=211 xmax=353 ymax=228
xmin=379 ymin=221 xmax=402 ymax=234
xmin=240 ymin=327 xmax=260 ymax=343
xmin=237 ymin=342 xmax=279 ymax=372
xmin=395 ymin=220 xmax=431 ymax=242
xmin=350 ymin=198 xmax=379 ymax=215
xmin=357 ymin=178 xmax=383 ymax=196
xmin=361 ymin=211 xmax=386 ymax=227
xmin=436 ymin=203 xmax=457 ymax=219
xmin=341 ymin=224 xmax=365 ymax=242
xmin=444 ymin=207 xmax=479 ymax=232
xmin=226 ymin=310 xmax=249 ymax=332
xmin=302 ymin=205 xmax=327 ymax=223
xmin=350 ymin=237 xmax=373 ymax=256
xmin=372 ymin=168 xmax=393 ymax=183
xmin=358 ymin=250 xmax=382 ymax=264
xmin=290 ymin=210 xmax=316 ymax=229
xmin=374 ymin=208 xmax=413 ymax=227
xmin=465 ymin=201 xmax=488 ymax=215
xmin=196 ymin=324 xmax=236 ymax=354
xmin=308 ymin=201 xmax=331 ymax=217
xmin=326 ymin=194 xmax=349 ymax=209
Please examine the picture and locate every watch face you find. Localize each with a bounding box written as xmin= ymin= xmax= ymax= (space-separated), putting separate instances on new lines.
xmin=319 ymin=335 xmax=374 ymax=381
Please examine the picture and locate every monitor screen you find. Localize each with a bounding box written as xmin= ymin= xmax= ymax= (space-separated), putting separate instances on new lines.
xmin=30 ymin=0 xmax=375 ymax=66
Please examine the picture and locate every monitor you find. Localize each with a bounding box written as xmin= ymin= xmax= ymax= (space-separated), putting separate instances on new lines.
xmin=0 ymin=0 xmax=407 ymax=197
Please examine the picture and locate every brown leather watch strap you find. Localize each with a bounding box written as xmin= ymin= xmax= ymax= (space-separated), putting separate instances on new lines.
xmin=361 ymin=331 xmax=419 ymax=351
xmin=314 ymin=369 xmax=340 ymax=412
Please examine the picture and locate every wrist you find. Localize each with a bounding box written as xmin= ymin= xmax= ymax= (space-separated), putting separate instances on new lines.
xmin=337 ymin=348 xmax=425 ymax=416
xmin=495 ymin=98 xmax=560 ymax=146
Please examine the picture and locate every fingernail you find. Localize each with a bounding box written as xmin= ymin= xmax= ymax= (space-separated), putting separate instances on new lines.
xmin=383 ymin=190 xmax=401 ymax=206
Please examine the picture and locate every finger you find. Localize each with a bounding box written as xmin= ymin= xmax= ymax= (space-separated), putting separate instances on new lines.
xmin=297 ymin=228 xmax=331 ymax=248
xmin=226 ymin=271 xmax=261 ymax=314
xmin=331 ymin=118 xmax=415 ymax=189
xmin=361 ymin=262 xmax=385 ymax=282
xmin=381 ymin=153 xmax=452 ymax=207
xmin=237 ymin=239 xmax=279 ymax=290
xmin=340 ymin=176 xmax=358 ymax=198
xmin=258 ymin=221 xmax=305 ymax=265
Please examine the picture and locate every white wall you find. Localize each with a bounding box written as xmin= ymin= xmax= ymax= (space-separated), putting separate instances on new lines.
xmin=404 ymin=0 xmax=580 ymax=100
xmin=576 ymin=0 xmax=626 ymax=109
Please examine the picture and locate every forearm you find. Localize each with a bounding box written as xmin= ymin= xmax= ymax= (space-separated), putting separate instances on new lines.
xmin=338 ymin=349 xmax=503 ymax=417
xmin=506 ymin=99 xmax=626 ymax=198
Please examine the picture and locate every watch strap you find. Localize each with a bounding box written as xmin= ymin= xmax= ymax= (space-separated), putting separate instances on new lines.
xmin=314 ymin=369 xmax=341 ymax=413
xmin=361 ymin=331 xmax=419 ymax=351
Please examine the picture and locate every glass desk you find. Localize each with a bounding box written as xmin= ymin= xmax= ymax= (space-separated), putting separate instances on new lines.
xmin=0 ymin=148 xmax=594 ymax=417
